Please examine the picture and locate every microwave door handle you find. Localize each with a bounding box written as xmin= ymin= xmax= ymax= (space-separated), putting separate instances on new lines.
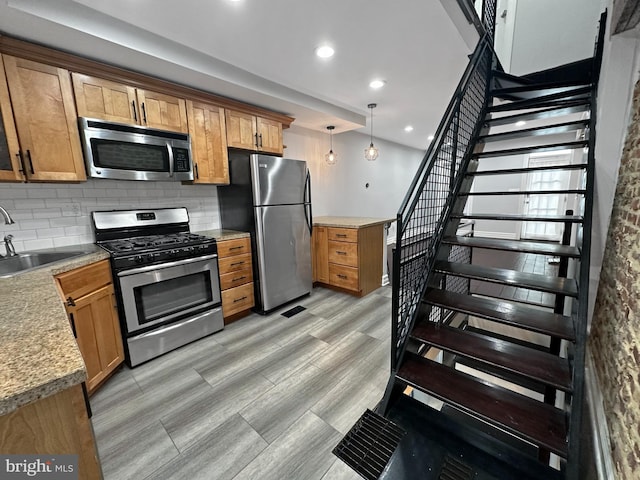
xmin=167 ymin=143 xmax=174 ymax=177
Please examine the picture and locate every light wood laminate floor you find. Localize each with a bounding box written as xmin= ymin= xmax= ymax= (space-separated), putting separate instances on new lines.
xmin=90 ymin=286 xmax=391 ymax=480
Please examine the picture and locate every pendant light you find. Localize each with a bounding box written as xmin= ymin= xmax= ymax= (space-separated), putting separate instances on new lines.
xmin=364 ymin=103 xmax=379 ymax=161
xmin=325 ymin=125 xmax=337 ymax=165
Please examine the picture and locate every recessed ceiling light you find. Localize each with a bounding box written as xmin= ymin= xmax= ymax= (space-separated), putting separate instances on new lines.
xmin=369 ymin=79 xmax=386 ymax=89
xmin=515 ymin=120 xmax=527 ymax=127
xmin=404 ymin=125 xmax=414 ymax=132
xmin=315 ymin=45 xmax=335 ymax=58
xmin=427 ymin=135 xmax=435 ymax=141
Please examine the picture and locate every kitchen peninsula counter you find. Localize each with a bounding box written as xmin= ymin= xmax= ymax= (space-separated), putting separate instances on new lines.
xmin=0 ymin=245 xmax=108 ymax=415
xmin=312 ymin=216 xmax=392 ymax=297
xmin=196 ymin=229 xmax=250 ymax=242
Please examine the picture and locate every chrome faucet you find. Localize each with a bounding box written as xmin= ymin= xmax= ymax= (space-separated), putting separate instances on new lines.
xmin=0 ymin=205 xmax=15 ymax=259
xmin=0 ymin=205 xmax=14 ymax=225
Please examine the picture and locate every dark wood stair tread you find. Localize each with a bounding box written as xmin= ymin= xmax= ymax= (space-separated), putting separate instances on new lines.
xmin=478 ymin=120 xmax=589 ymax=143
xmin=460 ymin=189 xmax=586 ymax=196
xmin=491 ymin=82 xmax=590 ymax=100
xmin=410 ymin=323 xmax=572 ymax=391
xmin=468 ymin=163 xmax=587 ymax=176
xmin=485 ymin=101 xmax=590 ymax=127
xmin=442 ymin=235 xmax=580 ymax=257
xmin=423 ymin=289 xmax=576 ymax=340
xmin=434 ymin=260 xmax=578 ymax=297
xmin=397 ymin=353 xmax=569 ymax=457
xmin=488 ymin=87 xmax=591 ymax=113
xmin=472 ymin=140 xmax=588 ymax=158
xmin=451 ymin=213 xmax=583 ymax=223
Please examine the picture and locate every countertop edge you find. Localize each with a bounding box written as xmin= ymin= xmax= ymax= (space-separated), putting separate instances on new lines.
xmin=312 ymin=216 xmax=395 ymax=229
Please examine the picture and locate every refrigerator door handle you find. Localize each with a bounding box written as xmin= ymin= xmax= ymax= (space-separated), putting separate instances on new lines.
xmin=304 ymin=170 xmax=313 ymax=235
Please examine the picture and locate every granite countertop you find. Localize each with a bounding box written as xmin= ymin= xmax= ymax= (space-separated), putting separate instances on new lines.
xmin=196 ymin=229 xmax=250 ymax=241
xmin=313 ymin=216 xmax=395 ymax=229
xmin=0 ymin=245 xmax=109 ymax=416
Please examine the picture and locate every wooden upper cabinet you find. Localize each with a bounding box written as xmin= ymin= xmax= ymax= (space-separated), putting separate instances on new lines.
xmin=72 ymin=73 xmax=188 ymax=133
xmin=3 ymin=55 xmax=86 ymax=182
xmin=256 ymin=117 xmax=283 ymax=154
xmin=0 ymin=55 xmax=24 ymax=182
xmin=72 ymin=73 xmax=137 ymax=124
xmin=186 ymin=100 xmax=229 ymax=184
xmin=225 ymin=109 xmax=283 ymax=154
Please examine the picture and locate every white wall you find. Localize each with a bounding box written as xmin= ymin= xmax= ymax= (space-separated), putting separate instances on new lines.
xmin=284 ymin=125 xmax=425 ymax=219
xmin=0 ymin=180 xmax=220 ymax=252
xmin=509 ymin=0 xmax=602 ymax=75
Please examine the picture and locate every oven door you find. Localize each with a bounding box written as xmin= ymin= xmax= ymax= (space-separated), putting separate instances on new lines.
xmin=117 ymin=254 xmax=221 ymax=335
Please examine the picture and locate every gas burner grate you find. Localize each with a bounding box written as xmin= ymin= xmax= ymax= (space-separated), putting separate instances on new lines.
xmin=333 ymin=409 xmax=406 ymax=480
xmin=438 ymin=454 xmax=474 ymax=480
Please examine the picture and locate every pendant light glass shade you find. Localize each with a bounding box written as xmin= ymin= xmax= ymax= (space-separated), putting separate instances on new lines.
xmin=364 ymin=103 xmax=379 ymax=161
xmin=325 ymin=125 xmax=337 ymax=165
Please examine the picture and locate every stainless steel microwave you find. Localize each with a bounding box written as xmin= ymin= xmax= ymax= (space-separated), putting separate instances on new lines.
xmin=79 ymin=117 xmax=194 ymax=181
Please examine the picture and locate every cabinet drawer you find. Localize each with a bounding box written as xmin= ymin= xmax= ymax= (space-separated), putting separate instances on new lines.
xmin=219 ymin=267 xmax=253 ymax=290
xmin=222 ymin=282 xmax=254 ymax=317
xmin=217 ymin=237 xmax=251 ymax=257
xmin=327 ymin=227 xmax=358 ymax=243
xmin=218 ymin=253 xmax=252 ymax=274
xmin=328 ymin=240 xmax=358 ymax=267
xmin=329 ymin=264 xmax=359 ymax=292
xmin=55 ymin=260 xmax=113 ymax=301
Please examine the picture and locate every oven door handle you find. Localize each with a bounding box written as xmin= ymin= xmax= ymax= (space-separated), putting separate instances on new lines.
xmin=117 ymin=253 xmax=218 ymax=277
xmin=167 ymin=142 xmax=175 ymax=177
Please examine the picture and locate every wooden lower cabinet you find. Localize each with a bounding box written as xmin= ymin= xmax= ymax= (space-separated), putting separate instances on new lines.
xmin=217 ymin=237 xmax=255 ymax=321
xmin=313 ymin=224 xmax=384 ymax=297
xmin=0 ymin=384 xmax=101 ymax=479
xmin=55 ymin=260 xmax=124 ymax=394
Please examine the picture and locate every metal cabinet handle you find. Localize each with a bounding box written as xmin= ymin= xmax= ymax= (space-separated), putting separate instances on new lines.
xmin=254 ymin=132 xmax=259 ymax=148
xmin=132 ymin=101 xmax=138 ymax=122
xmin=337 ymin=274 xmax=348 ymax=279
xmin=231 ymin=275 xmax=246 ymax=282
xmin=68 ymin=313 xmax=77 ymax=338
xmin=230 ymin=261 xmax=245 ymax=266
xmin=258 ymin=133 xmax=263 ymax=148
xmin=336 ymin=251 xmax=347 ymax=255
xmin=233 ymin=296 xmax=248 ymax=303
xmin=26 ymin=150 xmax=34 ymax=174
xmin=194 ymin=163 xmax=199 ymax=179
xmin=66 ymin=296 xmax=76 ymax=307
xmin=141 ymin=102 xmax=147 ymax=123
xmin=16 ymin=151 xmax=25 ymax=174
xmin=229 ymin=246 xmax=244 ymax=251
xmin=335 ymin=234 xmax=347 ymax=238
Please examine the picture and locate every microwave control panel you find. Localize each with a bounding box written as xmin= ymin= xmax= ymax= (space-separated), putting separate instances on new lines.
xmin=173 ymin=148 xmax=191 ymax=172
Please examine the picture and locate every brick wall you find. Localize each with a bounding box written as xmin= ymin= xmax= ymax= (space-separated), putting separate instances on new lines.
xmin=589 ymin=78 xmax=640 ymax=478
xmin=0 ymin=179 xmax=220 ymax=251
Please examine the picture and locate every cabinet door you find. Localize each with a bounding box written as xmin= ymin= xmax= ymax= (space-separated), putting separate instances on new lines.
xmin=72 ymin=73 xmax=138 ymax=124
xmin=136 ymin=88 xmax=188 ymax=133
xmin=313 ymin=226 xmax=329 ymax=283
xmin=0 ymin=55 xmax=24 ymax=181
xmin=187 ymin=100 xmax=229 ymax=184
xmin=68 ymin=284 xmax=124 ymax=393
xmin=256 ymin=117 xmax=283 ymax=154
xmin=225 ymin=110 xmax=257 ymax=150
xmin=3 ymin=55 xmax=86 ymax=182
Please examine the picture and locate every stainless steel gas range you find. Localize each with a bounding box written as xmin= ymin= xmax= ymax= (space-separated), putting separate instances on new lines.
xmin=92 ymin=207 xmax=223 ymax=367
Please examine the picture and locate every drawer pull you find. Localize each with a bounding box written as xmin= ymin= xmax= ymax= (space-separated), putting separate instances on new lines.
xmin=230 ymin=261 xmax=245 ymax=267
xmin=232 ymin=276 xmax=247 ymax=282
xmin=335 ymin=234 xmax=347 ymax=238
xmin=233 ymin=296 xmax=248 ymax=303
xmin=336 ymin=251 xmax=347 ymax=255
xmin=337 ymin=274 xmax=348 ymax=279
xmin=66 ymin=296 xmax=76 ymax=307
xmin=229 ymin=246 xmax=244 ymax=251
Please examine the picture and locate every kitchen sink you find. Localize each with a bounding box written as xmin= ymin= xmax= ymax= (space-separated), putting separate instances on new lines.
xmin=0 ymin=247 xmax=96 ymax=278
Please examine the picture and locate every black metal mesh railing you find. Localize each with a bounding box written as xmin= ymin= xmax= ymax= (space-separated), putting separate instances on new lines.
xmin=391 ymin=36 xmax=494 ymax=369
xmin=482 ymin=0 xmax=497 ymax=39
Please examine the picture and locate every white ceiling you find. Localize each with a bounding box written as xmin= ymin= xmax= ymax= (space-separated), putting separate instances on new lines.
xmin=0 ymin=0 xmax=476 ymax=150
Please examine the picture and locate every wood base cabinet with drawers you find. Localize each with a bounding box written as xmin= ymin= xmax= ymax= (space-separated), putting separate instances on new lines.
xmin=55 ymin=260 xmax=124 ymax=394
xmin=313 ymin=224 xmax=385 ymax=297
xmin=217 ymin=237 xmax=255 ymax=322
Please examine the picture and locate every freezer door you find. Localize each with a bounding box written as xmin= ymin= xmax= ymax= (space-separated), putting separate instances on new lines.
xmin=254 ymin=204 xmax=312 ymax=311
xmin=251 ymin=154 xmax=308 ymax=205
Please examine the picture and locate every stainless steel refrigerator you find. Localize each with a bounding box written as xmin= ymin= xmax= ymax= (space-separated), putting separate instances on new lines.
xmin=218 ymin=152 xmax=312 ymax=313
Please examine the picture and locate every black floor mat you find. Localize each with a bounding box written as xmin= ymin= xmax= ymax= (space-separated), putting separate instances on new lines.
xmin=281 ymin=305 xmax=306 ymax=318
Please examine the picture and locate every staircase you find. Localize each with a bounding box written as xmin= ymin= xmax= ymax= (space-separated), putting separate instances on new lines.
xmin=333 ymin=7 xmax=606 ymax=480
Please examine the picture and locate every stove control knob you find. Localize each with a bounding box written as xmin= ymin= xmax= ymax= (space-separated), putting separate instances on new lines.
xmin=134 ymin=255 xmax=144 ymax=264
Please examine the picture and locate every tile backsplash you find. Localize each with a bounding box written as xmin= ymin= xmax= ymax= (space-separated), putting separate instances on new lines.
xmin=0 ymin=180 xmax=220 ymax=252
